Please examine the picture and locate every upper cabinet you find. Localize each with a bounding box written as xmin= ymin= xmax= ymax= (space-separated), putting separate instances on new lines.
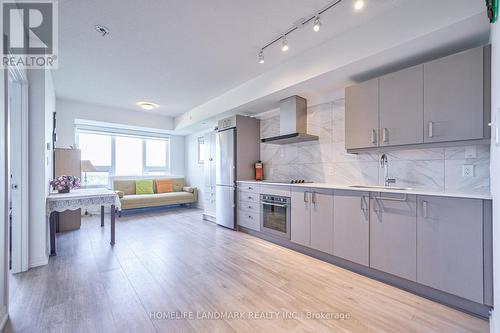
xmin=379 ymin=65 xmax=424 ymax=146
xmin=345 ymin=46 xmax=490 ymax=151
xmin=424 ymin=47 xmax=486 ymax=143
xmin=345 ymin=79 xmax=379 ymax=150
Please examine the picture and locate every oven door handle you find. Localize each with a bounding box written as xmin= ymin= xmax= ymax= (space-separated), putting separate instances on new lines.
xmin=261 ymin=202 xmax=288 ymax=208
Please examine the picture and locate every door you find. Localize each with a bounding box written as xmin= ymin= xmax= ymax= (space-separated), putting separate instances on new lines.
xmin=370 ymin=193 xmax=417 ymax=281
xmin=424 ymin=47 xmax=484 ymax=143
xmin=417 ymin=196 xmax=483 ymax=303
xmin=379 ymin=65 xmax=424 ymax=146
xmin=215 ymin=128 xmax=235 ymax=186
xmin=333 ymin=190 xmax=369 ymax=266
xmin=310 ymin=189 xmax=334 ymax=254
xmin=7 ymin=72 xmax=28 ymax=274
xmin=216 ymin=185 xmax=235 ymax=229
xmin=345 ymin=78 xmax=379 ymax=150
xmin=291 ymin=187 xmax=310 ymax=247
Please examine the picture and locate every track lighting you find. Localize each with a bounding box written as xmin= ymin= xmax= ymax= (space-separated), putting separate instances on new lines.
xmin=313 ymin=16 xmax=322 ymax=32
xmin=354 ymin=0 xmax=364 ymax=11
xmin=281 ymin=36 xmax=289 ymax=52
xmin=258 ymin=50 xmax=265 ymax=64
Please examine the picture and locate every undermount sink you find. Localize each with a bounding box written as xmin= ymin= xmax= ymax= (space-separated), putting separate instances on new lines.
xmin=349 ymin=185 xmax=413 ymax=191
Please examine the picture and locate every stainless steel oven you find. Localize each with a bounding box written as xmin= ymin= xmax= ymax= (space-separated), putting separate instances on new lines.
xmin=260 ymin=194 xmax=291 ymax=239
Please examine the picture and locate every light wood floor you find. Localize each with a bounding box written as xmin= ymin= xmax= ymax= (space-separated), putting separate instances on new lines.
xmin=5 ymin=208 xmax=489 ymax=333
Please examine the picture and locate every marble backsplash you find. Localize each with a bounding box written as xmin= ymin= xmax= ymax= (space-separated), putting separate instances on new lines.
xmin=260 ymin=99 xmax=490 ymax=194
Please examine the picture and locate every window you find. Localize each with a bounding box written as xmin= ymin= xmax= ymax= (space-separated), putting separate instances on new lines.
xmin=198 ymin=137 xmax=205 ymax=164
xmin=76 ymin=128 xmax=170 ymax=186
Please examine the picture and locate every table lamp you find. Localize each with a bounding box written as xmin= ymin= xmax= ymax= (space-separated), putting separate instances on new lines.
xmin=81 ymin=160 xmax=96 ymax=187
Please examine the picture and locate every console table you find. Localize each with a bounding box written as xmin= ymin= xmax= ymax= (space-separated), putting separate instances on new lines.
xmin=46 ymin=188 xmax=121 ymax=256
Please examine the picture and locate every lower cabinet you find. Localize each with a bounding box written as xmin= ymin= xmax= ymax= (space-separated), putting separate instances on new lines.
xmin=370 ymin=192 xmax=417 ymax=281
xmin=417 ymin=196 xmax=484 ymax=303
xmin=291 ymin=187 xmax=311 ymax=247
xmin=310 ymin=189 xmax=334 ymax=254
xmin=333 ymin=190 xmax=369 ymax=266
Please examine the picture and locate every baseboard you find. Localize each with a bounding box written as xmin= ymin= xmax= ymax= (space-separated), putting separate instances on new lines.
xmin=29 ymin=255 xmax=49 ymax=268
xmin=202 ymin=213 xmax=216 ymax=223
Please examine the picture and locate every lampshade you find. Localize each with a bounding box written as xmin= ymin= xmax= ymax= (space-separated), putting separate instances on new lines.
xmin=81 ymin=160 xmax=97 ymax=172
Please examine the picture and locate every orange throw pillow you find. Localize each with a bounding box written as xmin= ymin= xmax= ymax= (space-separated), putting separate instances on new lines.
xmin=156 ymin=179 xmax=173 ymax=193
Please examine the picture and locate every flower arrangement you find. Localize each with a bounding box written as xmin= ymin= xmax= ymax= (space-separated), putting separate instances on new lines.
xmin=50 ymin=175 xmax=81 ymax=193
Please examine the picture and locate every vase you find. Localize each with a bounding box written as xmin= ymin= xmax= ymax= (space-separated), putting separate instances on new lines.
xmin=58 ymin=186 xmax=70 ymax=194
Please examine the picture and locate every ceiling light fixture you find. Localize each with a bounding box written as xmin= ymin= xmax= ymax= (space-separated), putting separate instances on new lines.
xmin=258 ymin=50 xmax=265 ymax=63
xmin=354 ymin=0 xmax=365 ymax=11
xmin=313 ymin=16 xmax=322 ymax=32
xmin=281 ymin=36 xmax=289 ymax=52
xmin=257 ymin=0 xmax=343 ymax=62
xmin=137 ymin=101 xmax=159 ymax=111
xmin=95 ymin=24 xmax=110 ymax=37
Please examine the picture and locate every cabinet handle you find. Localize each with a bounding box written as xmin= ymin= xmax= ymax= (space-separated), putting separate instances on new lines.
xmin=304 ymin=191 xmax=309 ymax=203
xmin=247 ymin=196 xmax=253 ymax=200
xmin=248 ymin=205 xmax=252 ymax=209
xmin=248 ymin=215 xmax=253 ymax=219
xmin=375 ymin=193 xmax=407 ymax=202
xmin=428 ymin=121 xmax=434 ymax=138
xmin=371 ymin=129 xmax=377 ymax=144
xmin=382 ymin=128 xmax=388 ymax=143
xmin=423 ymin=201 xmax=428 ymax=219
xmin=248 ymin=186 xmax=253 ymax=190
xmin=312 ymin=192 xmax=317 ymax=205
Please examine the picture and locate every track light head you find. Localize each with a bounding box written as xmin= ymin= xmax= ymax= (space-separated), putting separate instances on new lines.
xmin=281 ymin=36 xmax=289 ymax=52
xmin=313 ymin=16 xmax=321 ymax=32
xmin=258 ymin=50 xmax=265 ymax=64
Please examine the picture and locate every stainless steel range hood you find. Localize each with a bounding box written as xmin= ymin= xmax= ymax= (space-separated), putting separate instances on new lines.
xmin=261 ymin=96 xmax=318 ymax=145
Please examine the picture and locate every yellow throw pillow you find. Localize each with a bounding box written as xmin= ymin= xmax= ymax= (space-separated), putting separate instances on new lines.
xmin=136 ymin=180 xmax=154 ymax=195
xmin=156 ymin=179 xmax=173 ymax=193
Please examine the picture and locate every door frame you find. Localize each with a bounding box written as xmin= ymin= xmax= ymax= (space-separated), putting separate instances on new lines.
xmin=7 ymin=65 xmax=28 ymax=273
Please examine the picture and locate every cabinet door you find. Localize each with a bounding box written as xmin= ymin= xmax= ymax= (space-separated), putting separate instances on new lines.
xmin=333 ymin=190 xmax=369 ymax=266
xmin=291 ymin=187 xmax=311 ymax=247
xmin=424 ymin=47 xmax=484 ymax=143
xmin=417 ymin=196 xmax=483 ymax=303
xmin=379 ymin=65 xmax=423 ymax=146
xmin=345 ymin=79 xmax=379 ymax=150
xmin=370 ymin=193 xmax=417 ymax=281
xmin=310 ymin=189 xmax=334 ymax=254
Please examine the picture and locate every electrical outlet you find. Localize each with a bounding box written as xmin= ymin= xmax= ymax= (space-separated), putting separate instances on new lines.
xmin=462 ymin=165 xmax=474 ymax=177
xmin=328 ymin=167 xmax=335 ymax=176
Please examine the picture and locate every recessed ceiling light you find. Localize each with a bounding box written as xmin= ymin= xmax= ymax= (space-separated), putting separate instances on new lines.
xmin=313 ymin=16 xmax=322 ymax=32
xmin=354 ymin=0 xmax=365 ymax=11
xmin=136 ymin=102 xmax=159 ymax=111
xmin=281 ymin=36 xmax=289 ymax=52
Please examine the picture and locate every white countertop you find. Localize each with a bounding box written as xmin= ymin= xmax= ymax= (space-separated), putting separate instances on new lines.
xmin=236 ymin=180 xmax=492 ymax=200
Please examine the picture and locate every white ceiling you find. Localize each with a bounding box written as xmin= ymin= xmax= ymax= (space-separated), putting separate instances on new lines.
xmin=54 ymin=0 xmax=405 ymax=116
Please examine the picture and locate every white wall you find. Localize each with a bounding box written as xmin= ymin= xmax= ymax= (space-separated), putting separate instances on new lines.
xmin=55 ymin=99 xmax=184 ymax=177
xmin=185 ymin=132 xmax=208 ymax=208
xmin=27 ymin=69 xmax=55 ymax=268
xmin=489 ymin=21 xmax=500 ymax=333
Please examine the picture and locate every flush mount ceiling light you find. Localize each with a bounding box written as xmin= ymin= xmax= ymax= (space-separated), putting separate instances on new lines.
xmin=136 ymin=101 xmax=159 ymax=111
xmin=313 ymin=16 xmax=322 ymax=32
xmin=257 ymin=0 xmax=355 ymax=63
xmin=95 ymin=24 xmax=110 ymax=37
xmin=354 ymin=0 xmax=365 ymax=11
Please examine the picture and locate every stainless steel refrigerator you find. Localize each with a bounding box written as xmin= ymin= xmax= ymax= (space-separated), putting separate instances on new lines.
xmin=215 ymin=115 xmax=260 ymax=229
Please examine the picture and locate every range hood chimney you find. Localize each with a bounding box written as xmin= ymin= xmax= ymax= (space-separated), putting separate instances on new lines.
xmin=261 ymin=96 xmax=319 ymax=145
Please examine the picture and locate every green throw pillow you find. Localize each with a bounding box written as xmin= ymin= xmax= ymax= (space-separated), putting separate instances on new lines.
xmin=136 ymin=180 xmax=154 ymax=195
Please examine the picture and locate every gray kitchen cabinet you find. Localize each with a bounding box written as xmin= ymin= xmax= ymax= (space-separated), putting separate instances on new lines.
xmin=379 ymin=65 xmax=424 ymax=146
xmin=291 ymin=187 xmax=311 ymax=247
xmin=345 ymin=78 xmax=379 ymax=150
xmin=417 ymin=196 xmax=484 ymax=303
xmin=333 ymin=190 xmax=370 ymax=266
xmin=424 ymin=47 xmax=485 ymax=143
xmin=310 ymin=189 xmax=334 ymax=254
xmin=370 ymin=192 xmax=417 ymax=281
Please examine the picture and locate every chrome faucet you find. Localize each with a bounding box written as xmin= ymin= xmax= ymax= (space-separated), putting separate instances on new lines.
xmin=380 ymin=153 xmax=396 ymax=187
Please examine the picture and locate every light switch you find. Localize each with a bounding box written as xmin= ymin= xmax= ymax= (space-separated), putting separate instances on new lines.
xmin=462 ymin=165 xmax=474 ymax=177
